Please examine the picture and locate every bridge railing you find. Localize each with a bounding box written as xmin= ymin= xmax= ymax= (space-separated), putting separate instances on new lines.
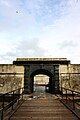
xmin=60 ymin=87 xmax=80 ymax=119
xmin=0 ymin=87 xmax=24 ymax=120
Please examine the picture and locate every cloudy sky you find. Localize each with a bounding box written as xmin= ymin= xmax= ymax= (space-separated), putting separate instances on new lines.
xmin=0 ymin=0 xmax=80 ymax=64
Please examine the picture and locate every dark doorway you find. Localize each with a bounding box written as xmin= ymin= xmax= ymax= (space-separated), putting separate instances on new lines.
xmin=30 ymin=69 xmax=54 ymax=93
xmin=34 ymin=74 xmax=49 ymax=93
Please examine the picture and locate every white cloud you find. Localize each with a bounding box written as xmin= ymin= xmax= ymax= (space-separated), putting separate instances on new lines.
xmin=0 ymin=0 xmax=80 ymax=64
xmin=37 ymin=0 xmax=80 ymax=63
xmin=0 ymin=38 xmax=46 ymax=63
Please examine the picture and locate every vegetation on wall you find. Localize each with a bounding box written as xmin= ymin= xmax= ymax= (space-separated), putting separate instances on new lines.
xmin=61 ymin=73 xmax=80 ymax=92
xmin=0 ymin=74 xmax=22 ymax=93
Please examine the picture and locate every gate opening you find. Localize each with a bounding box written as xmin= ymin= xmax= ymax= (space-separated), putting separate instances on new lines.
xmin=34 ymin=74 xmax=49 ymax=93
xmin=30 ymin=69 xmax=55 ymax=94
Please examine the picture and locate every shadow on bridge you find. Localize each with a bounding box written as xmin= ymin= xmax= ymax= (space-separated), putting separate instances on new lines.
xmin=0 ymin=87 xmax=80 ymax=120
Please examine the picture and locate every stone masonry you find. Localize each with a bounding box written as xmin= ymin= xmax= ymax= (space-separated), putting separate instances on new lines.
xmin=0 ymin=58 xmax=80 ymax=93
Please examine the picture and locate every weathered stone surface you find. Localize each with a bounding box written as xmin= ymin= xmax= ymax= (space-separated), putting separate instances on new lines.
xmin=16 ymin=58 xmax=68 ymax=61
xmin=0 ymin=64 xmax=24 ymax=93
xmin=0 ymin=58 xmax=80 ymax=93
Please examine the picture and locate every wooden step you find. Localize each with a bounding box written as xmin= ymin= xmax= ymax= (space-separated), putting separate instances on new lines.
xmin=5 ymin=94 xmax=78 ymax=120
xmin=10 ymin=117 xmax=78 ymax=120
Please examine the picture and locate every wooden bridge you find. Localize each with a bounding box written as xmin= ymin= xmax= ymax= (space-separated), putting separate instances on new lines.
xmin=0 ymin=88 xmax=80 ymax=120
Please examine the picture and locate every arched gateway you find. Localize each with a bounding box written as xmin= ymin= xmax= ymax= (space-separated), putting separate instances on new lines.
xmin=13 ymin=58 xmax=70 ymax=94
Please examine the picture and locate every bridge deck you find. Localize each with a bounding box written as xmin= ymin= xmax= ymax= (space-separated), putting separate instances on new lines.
xmin=5 ymin=93 xmax=79 ymax=120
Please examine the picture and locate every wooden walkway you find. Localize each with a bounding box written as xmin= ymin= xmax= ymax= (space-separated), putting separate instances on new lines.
xmin=5 ymin=93 xmax=79 ymax=120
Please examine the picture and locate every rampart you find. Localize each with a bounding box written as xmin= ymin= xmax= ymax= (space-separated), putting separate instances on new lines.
xmin=0 ymin=58 xmax=80 ymax=93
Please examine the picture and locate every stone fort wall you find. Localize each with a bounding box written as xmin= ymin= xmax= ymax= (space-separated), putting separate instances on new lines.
xmin=60 ymin=64 xmax=80 ymax=92
xmin=0 ymin=60 xmax=80 ymax=93
xmin=0 ymin=64 xmax=24 ymax=93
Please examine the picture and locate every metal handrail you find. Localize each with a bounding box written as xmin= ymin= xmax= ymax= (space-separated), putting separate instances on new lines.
xmin=61 ymin=87 xmax=80 ymax=119
xmin=0 ymin=87 xmax=24 ymax=120
xmin=61 ymin=87 xmax=80 ymax=94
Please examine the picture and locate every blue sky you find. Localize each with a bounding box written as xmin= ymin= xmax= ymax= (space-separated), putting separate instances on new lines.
xmin=0 ymin=0 xmax=80 ymax=64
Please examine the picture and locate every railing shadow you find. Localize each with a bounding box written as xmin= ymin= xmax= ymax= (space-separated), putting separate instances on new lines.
xmin=0 ymin=87 xmax=24 ymax=120
xmin=60 ymin=87 xmax=80 ymax=119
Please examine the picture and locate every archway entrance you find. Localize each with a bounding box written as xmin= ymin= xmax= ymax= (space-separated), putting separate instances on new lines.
xmin=30 ymin=69 xmax=54 ymax=93
xmin=13 ymin=58 xmax=70 ymax=94
xmin=34 ymin=74 xmax=49 ymax=93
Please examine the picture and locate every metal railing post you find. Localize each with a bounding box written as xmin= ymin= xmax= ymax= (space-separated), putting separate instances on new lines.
xmin=72 ymin=91 xmax=75 ymax=110
xmin=22 ymin=88 xmax=24 ymax=100
xmin=66 ymin=89 xmax=67 ymax=104
xmin=12 ymin=91 xmax=14 ymax=110
xmin=1 ymin=109 xmax=3 ymax=120
xmin=17 ymin=88 xmax=20 ymax=104
xmin=2 ymin=94 xmax=5 ymax=109
xmin=62 ymin=88 xmax=63 ymax=99
xmin=1 ymin=94 xmax=5 ymax=120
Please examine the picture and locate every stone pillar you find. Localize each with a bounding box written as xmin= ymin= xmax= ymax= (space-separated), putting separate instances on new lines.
xmin=54 ymin=65 xmax=60 ymax=93
xmin=24 ymin=65 xmax=31 ymax=94
xmin=51 ymin=76 xmax=55 ymax=94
